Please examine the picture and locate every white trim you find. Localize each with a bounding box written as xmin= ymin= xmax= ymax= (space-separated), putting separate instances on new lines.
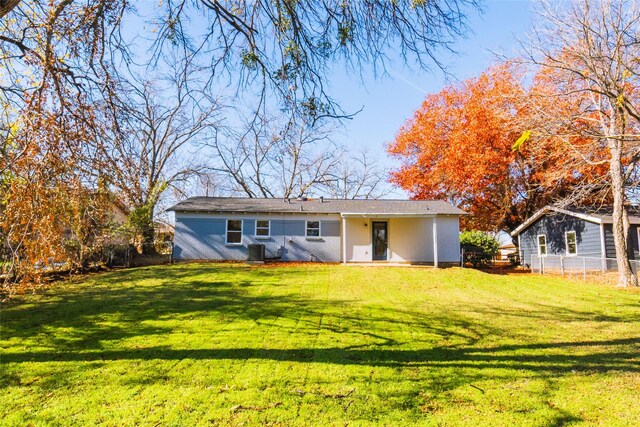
xmin=565 ymin=230 xmax=577 ymax=256
xmin=517 ymin=233 xmax=522 ymax=263
xmin=537 ymin=234 xmax=547 ymax=256
xmin=433 ymin=218 xmax=439 ymax=268
xmin=341 ymin=217 xmax=347 ymax=264
xmin=340 ymin=213 xmax=437 ymax=218
xmin=255 ymin=219 xmax=270 ymax=238
xmin=305 ymin=220 xmax=321 ymax=237
xmin=600 ymin=224 xmax=607 ymax=270
xmin=225 ymin=219 xmax=243 ymax=245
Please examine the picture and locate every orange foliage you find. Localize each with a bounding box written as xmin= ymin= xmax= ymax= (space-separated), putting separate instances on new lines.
xmin=387 ymin=64 xmax=613 ymax=232
xmin=1 ymin=94 xmax=113 ymax=292
xmin=388 ymin=65 xmax=530 ymax=231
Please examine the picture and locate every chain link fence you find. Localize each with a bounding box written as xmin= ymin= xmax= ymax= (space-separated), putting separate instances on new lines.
xmin=530 ymin=254 xmax=640 ymax=280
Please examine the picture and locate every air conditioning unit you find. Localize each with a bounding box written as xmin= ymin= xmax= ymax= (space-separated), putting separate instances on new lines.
xmin=247 ymin=244 xmax=266 ymax=262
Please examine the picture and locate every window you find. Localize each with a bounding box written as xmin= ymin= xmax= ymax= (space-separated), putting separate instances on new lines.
xmin=256 ymin=220 xmax=270 ymax=237
xmin=306 ymin=221 xmax=320 ymax=237
xmin=565 ymin=231 xmax=577 ymax=256
xmin=537 ymin=235 xmax=547 ymax=256
xmin=226 ymin=219 xmax=242 ymax=244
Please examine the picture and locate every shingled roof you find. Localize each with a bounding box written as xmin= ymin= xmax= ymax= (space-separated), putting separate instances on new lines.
xmin=511 ymin=205 xmax=640 ymax=236
xmin=167 ymin=197 xmax=467 ymax=216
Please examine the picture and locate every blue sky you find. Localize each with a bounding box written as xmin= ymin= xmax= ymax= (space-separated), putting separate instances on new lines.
xmin=328 ymin=0 xmax=533 ymax=167
xmin=131 ymin=1 xmax=533 ymax=169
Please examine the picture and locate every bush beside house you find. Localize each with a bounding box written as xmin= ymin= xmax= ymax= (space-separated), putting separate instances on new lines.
xmin=460 ymin=231 xmax=499 ymax=268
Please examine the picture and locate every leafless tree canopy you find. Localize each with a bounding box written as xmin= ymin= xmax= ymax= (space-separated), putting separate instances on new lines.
xmin=204 ymin=114 xmax=390 ymax=199
xmin=91 ymin=65 xmax=224 ymax=252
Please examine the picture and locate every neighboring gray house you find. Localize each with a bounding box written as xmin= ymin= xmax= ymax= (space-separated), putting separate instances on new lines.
xmin=511 ymin=206 xmax=640 ymax=268
xmin=168 ymin=197 xmax=467 ymax=266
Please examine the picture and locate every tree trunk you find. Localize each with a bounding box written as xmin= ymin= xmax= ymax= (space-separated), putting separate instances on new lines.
xmin=140 ymin=219 xmax=156 ymax=255
xmin=608 ymin=140 xmax=638 ymax=287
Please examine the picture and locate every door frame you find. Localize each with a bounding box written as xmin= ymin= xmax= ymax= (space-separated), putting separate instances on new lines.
xmin=371 ymin=220 xmax=389 ymax=261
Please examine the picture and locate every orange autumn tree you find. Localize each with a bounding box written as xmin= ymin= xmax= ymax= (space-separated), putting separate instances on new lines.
xmin=0 ymin=94 xmax=114 ymax=295
xmin=387 ymin=64 xmax=609 ymax=233
xmin=388 ymin=65 xmax=539 ymax=232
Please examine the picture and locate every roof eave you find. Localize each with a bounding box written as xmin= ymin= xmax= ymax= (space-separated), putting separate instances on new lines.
xmin=511 ymin=206 xmax=604 ymax=237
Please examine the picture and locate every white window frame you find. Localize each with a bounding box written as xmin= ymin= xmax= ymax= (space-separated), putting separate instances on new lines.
xmin=255 ymin=220 xmax=270 ymax=238
xmin=225 ymin=219 xmax=243 ymax=245
xmin=565 ymin=230 xmax=578 ymax=256
xmin=306 ymin=220 xmax=321 ymax=238
xmin=537 ymin=234 xmax=547 ymax=257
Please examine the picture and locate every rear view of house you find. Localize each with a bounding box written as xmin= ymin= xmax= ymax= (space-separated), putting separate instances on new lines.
xmin=168 ymin=197 xmax=466 ymax=266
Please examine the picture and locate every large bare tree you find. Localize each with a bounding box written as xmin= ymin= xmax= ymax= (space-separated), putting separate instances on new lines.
xmin=206 ymin=115 xmax=337 ymax=198
xmin=323 ymin=150 xmax=391 ymax=200
xmin=94 ymin=69 xmax=223 ymax=253
xmin=524 ymin=0 xmax=640 ymax=287
xmin=205 ymin=114 xmax=389 ymax=199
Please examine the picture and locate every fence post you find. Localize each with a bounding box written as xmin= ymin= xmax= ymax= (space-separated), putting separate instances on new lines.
xmin=583 ymin=257 xmax=586 ymax=281
xmin=541 ymin=256 xmax=544 ymax=275
xmin=560 ymin=256 xmax=564 ymax=275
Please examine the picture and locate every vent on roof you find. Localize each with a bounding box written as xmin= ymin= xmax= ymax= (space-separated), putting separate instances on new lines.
xmin=297 ymin=196 xmax=308 ymax=201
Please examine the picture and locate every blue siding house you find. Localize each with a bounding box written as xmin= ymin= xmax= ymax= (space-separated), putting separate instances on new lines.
xmin=511 ymin=206 xmax=640 ymax=268
xmin=168 ymin=197 xmax=467 ymax=265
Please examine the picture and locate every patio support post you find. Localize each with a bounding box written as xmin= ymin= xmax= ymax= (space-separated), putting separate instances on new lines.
xmin=433 ymin=217 xmax=438 ymax=268
xmin=599 ymin=224 xmax=607 ymax=272
xmin=341 ymin=216 xmax=347 ymax=264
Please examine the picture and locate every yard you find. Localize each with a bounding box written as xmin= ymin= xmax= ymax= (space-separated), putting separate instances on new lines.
xmin=2 ymin=264 xmax=640 ymax=426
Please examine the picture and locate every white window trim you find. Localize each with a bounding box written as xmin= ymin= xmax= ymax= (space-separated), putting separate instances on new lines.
xmin=305 ymin=220 xmax=321 ymax=238
xmin=225 ymin=219 xmax=243 ymax=245
xmin=255 ymin=219 xmax=271 ymax=239
xmin=537 ymin=234 xmax=547 ymax=257
xmin=565 ymin=230 xmax=578 ymax=256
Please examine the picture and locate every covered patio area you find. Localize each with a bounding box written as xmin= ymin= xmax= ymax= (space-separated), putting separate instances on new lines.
xmin=340 ymin=214 xmax=461 ymax=267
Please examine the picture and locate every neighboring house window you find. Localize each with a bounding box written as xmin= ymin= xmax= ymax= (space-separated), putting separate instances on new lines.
xmin=306 ymin=221 xmax=320 ymax=237
xmin=537 ymin=235 xmax=547 ymax=256
xmin=256 ymin=220 xmax=270 ymax=237
xmin=565 ymin=231 xmax=577 ymax=256
xmin=226 ymin=219 xmax=242 ymax=244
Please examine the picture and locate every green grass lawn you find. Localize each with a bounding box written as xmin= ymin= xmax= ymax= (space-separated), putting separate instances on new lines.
xmin=2 ymin=264 xmax=640 ymax=426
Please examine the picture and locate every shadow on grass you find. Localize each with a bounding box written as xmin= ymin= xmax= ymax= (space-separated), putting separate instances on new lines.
xmin=3 ymin=338 xmax=639 ymax=373
xmin=3 ymin=264 xmax=640 ymax=398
